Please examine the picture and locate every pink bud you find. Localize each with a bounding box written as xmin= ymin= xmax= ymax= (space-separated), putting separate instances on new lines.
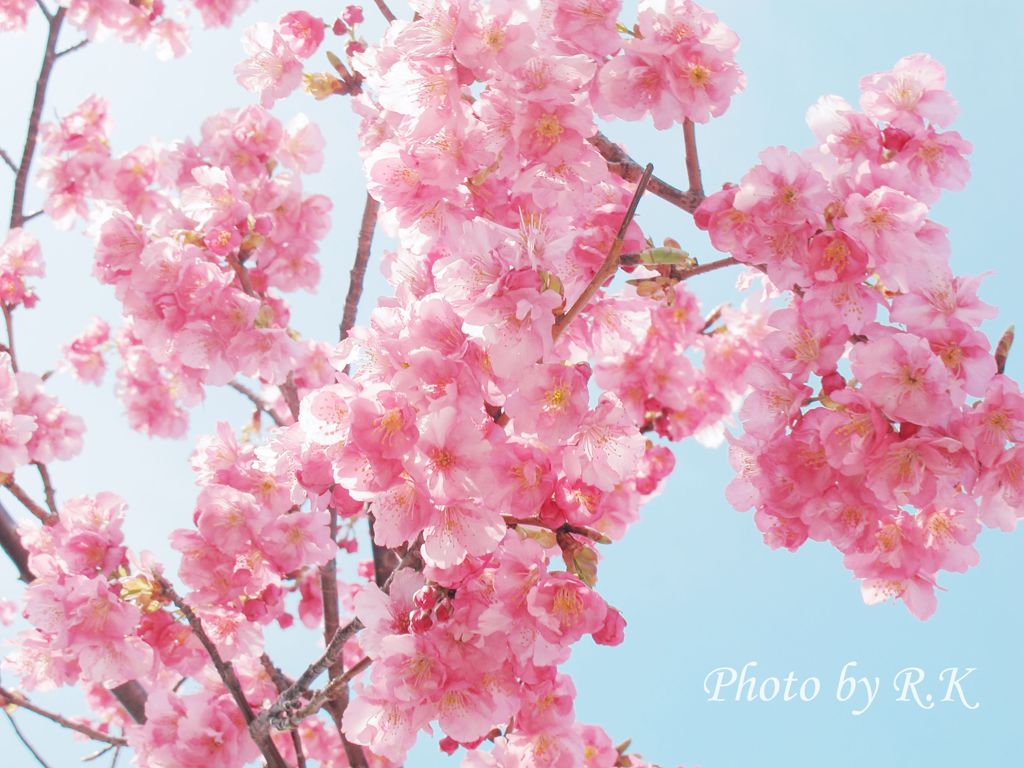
xmin=342 ymin=5 xmax=364 ymax=25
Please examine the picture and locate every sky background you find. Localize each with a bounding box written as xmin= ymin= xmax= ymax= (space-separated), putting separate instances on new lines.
xmin=1 ymin=1 xmax=1023 ymax=766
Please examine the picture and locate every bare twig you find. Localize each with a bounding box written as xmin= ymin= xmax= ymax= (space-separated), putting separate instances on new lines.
xmin=682 ymin=119 xmax=705 ymax=203
xmin=82 ymin=743 xmax=117 ymax=762
xmin=0 ymin=687 xmax=128 ymax=746
xmin=23 ymin=210 xmax=44 ymax=223
xmin=0 ymin=500 xmax=34 ymax=582
xmin=589 ymin=131 xmax=704 ymax=214
xmin=56 ymin=38 xmax=88 ymax=58
xmin=33 ymin=462 xmax=57 ymax=516
xmin=279 ymin=373 xmax=301 ymax=422
xmin=261 ymin=656 xmax=307 ymax=768
xmin=157 ymin=578 xmax=289 ymax=768
xmin=280 ymin=657 xmax=372 ymax=730
xmin=3 ymin=479 xmax=53 ymax=523
xmin=3 ymin=709 xmax=52 ymax=768
xmin=11 ymin=8 xmax=67 ymax=229
xmin=339 ymin=194 xmax=378 ymax=343
xmin=3 ymin=304 xmax=18 ymax=371
xmin=371 ymin=0 xmax=398 ymax=23
xmin=368 ymin=513 xmax=399 ymax=588
xmin=33 ymin=0 xmax=52 ymax=21
xmin=228 ymin=381 xmax=286 ymax=427
xmin=0 ymin=149 xmax=16 ymax=174
xmin=503 ymin=516 xmax=612 ymax=545
xmin=552 ymin=164 xmax=654 ymax=341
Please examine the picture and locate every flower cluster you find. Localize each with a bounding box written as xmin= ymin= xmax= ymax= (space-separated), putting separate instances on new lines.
xmin=0 ymin=351 xmax=84 ymax=474
xmin=0 ymin=0 xmax=254 ymax=60
xmin=696 ymin=53 xmax=1014 ymax=618
xmin=37 ymin=96 xmax=333 ymax=435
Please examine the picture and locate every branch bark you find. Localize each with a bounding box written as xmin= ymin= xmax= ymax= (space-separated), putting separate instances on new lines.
xmin=0 ymin=687 xmax=128 ymax=745
xmin=0 ymin=500 xmax=34 ymax=582
xmin=228 ymin=381 xmax=286 ymax=427
xmin=552 ymin=164 xmax=654 ymax=341
xmin=339 ymin=193 xmax=378 ymax=343
xmin=589 ymin=131 xmax=704 ymax=214
xmin=158 ymin=578 xmax=289 ymax=768
xmin=11 ymin=8 xmax=66 ymax=230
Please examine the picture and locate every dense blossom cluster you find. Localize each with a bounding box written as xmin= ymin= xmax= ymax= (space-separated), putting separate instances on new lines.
xmin=0 ymin=0 xmax=1019 ymax=767
xmin=695 ymin=53 xmax=1014 ymax=618
xmin=37 ymin=95 xmax=334 ymax=436
xmin=0 ymin=0 xmax=253 ymax=59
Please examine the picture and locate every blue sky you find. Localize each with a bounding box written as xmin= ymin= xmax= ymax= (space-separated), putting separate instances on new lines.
xmin=1 ymin=1 xmax=1022 ymax=766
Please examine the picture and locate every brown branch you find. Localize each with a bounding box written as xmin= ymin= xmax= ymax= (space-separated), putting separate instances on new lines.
xmin=371 ymin=0 xmax=397 ymax=23
xmin=503 ymin=516 xmax=612 ymax=545
xmin=589 ymin=131 xmax=704 ymax=214
xmin=226 ymin=254 xmax=257 ymax=297
xmin=228 ymin=381 xmax=286 ymax=427
xmin=552 ymin=164 xmax=654 ymax=342
xmin=261 ymin=656 xmax=307 ymax=768
xmin=3 ymin=304 xmax=18 ymax=371
xmin=280 ymin=657 xmax=372 ymax=730
xmin=33 ymin=462 xmax=57 ymax=516
xmin=682 ymin=119 xmax=705 ymax=203
xmin=339 ymin=194 xmax=378 ymax=343
xmin=157 ymin=578 xmax=289 ymax=768
xmin=11 ymin=8 xmax=66 ymax=230
xmin=279 ymin=373 xmax=301 ymax=422
xmin=0 ymin=149 xmax=16 ymax=174
xmin=679 ymin=255 xmax=739 ymax=281
xmin=33 ymin=0 xmax=52 ymax=21
xmin=0 ymin=687 xmax=127 ymax=746
xmin=2 ymin=709 xmax=52 ymax=768
xmin=56 ymin=38 xmax=88 ymax=58
xmin=109 ymin=681 xmax=147 ymax=725
xmin=368 ymin=513 xmax=399 ymax=588
xmin=0 ymin=500 xmax=34 ymax=582
xmin=3 ymin=478 xmax=53 ymax=523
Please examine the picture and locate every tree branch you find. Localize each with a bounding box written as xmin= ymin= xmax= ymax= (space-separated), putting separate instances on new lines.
xmin=33 ymin=0 xmax=52 ymax=22
xmin=2 ymin=709 xmax=52 ymax=768
xmin=261 ymin=656 xmax=307 ymax=768
xmin=11 ymin=8 xmax=67 ymax=230
xmin=33 ymin=462 xmax=57 ymax=516
xmin=157 ymin=577 xmax=289 ymax=768
xmin=278 ymin=657 xmax=372 ymax=730
xmin=109 ymin=681 xmax=148 ymax=725
xmin=2 ymin=478 xmax=53 ymax=524
xmin=0 ymin=500 xmax=34 ymax=582
xmin=682 ymin=119 xmax=705 ymax=203
xmin=228 ymin=381 xmax=286 ymax=427
xmin=552 ymin=164 xmax=654 ymax=342
xmin=371 ymin=0 xmax=397 ymax=23
xmin=56 ymin=38 xmax=88 ymax=58
xmin=589 ymin=131 xmax=704 ymax=214
xmin=339 ymin=193 xmax=378 ymax=343
xmin=0 ymin=149 xmax=17 ymax=174
xmin=0 ymin=687 xmax=127 ymax=746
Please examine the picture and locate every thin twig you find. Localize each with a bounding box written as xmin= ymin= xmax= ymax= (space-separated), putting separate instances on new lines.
xmin=33 ymin=0 xmax=52 ymax=21
xmin=108 ymin=746 xmax=121 ymax=768
xmin=279 ymin=373 xmax=301 ymax=422
xmin=33 ymin=462 xmax=57 ymax=516
xmin=682 ymin=119 xmax=705 ymax=202
xmin=3 ymin=479 xmax=53 ymax=523
xmin=3 ymin=304 xmax=17 ymax=370
xmin=228 ymin=381 xmax=286 ymax=427
xmin=3 ymin=709 xmax=52 ymax=768
xmin=261 ymin=655 xmax=307 ymax=768
xmin=56 ymin=38 xmax=88 ymax=58
xmin=589 ymin=131 xmax=703 ymax=214
xmin=23 ymin=210 xmax=44 ymax=223
xmin=11 ymin=8 xmax=66 ymax=229
xmin=0 ymin=149 xmax=17 ymax=174
xmin=83 ymin=743 xmax=117 ymax=762
xmin=157 ymin=578 xmax=289 ymax=768
xmin=0 ymin=687 xmax=127 ymax=746
xmin=339 ymin=194 xmax=378 ymax=342
xmin=281 ymin=657 xmax=372 ymax=730
xmin=371 ymin=0 xmax=397 ymax=22
xmin=0 ymin=500 xmax=34 ymax=582
xmin=680 ymin=255 xmax=739 ymax=281
xmin=552 ymin=164 xmax=654 ymax=341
